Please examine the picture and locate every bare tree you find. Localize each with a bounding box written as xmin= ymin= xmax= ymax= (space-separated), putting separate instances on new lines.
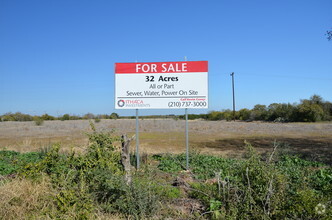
xmin=121 ymin=134 xmax=135 ymax=185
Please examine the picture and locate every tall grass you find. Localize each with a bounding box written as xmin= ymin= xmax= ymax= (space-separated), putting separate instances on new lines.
xmin=0 ymin=176 xmax=56 ymax=219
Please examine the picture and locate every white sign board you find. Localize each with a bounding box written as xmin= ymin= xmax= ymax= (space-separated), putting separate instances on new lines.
xmin=115 ymin=61 xmax=208 ymax=109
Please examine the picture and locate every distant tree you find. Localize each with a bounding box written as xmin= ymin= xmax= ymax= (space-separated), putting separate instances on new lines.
xmin=295 ymin=100 xmax=325 ymax=122
xmin=187 ymin=114 xmax=208 ymax=120
xmin=198 ymin=114 xmax=209 ymax=120
xmin=237 ymin=108 xmax=251 ymax=121
xmin=69 ymin=115 xmax=81 ymax=120
xmin=110 ymin=113 xmax=119 ymax=119
xmin=308 ymin=94 xmax=324 ymax=105
xmin=308 ymin=95 xmax=332 ymax=121
xmin=99 ymin=114 xmax=110 ymax=119
xmin=250 ymin=105 xmax=268 ymax=121
xmin=207 ymin=111 xmax=223 ymax=121
xmin=83 ymin=113 xmax=95 ymax=120
xmin=61 ymin=114 xmax=70 ymax=121
xmin=327 ymin=29 xmax=332 ymax=41
xmin=41 ymin=114 xmax=55 ymax=121
xmin=1 ymin=112 xmax=33 ymax=121
xmin=322 ymin=101 xmax=332 ymax=121
xmin=1 ymin=112 xmax=15 ymax=121
xmin=267 ymin=103 xmax=295 ymax=122
xmin=222 ymin=109 xmax=234 ymax=121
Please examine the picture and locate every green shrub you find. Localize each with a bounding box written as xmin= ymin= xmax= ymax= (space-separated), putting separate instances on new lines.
xmin=112 ymin=177 xmax=161 ymax=218
xmin=207 ymin=111 xmax=223 ymax=121
xmin=295 ymin=100 xmax=325 ymax=122
xmin=0 ymin=150 xmax=44 ymax=176
xmin=53 ymin=172 xmax=95 ymax=219
xmin=18 ymin=123 xmax=127 ymax=217
xmin=0 ymin=160 xmax=18 ymax=176
xmin=250 ymin=104 xmax=268 ymax=121
xmin=237 ymin=108 xmax=251 ymax=121
xmin=61 ymin=114 xmax=70 ymax=121
xmin=267 ymin=103 xmax=295 ymax=122
xmin=310 ymin=168 xmax=332 ymax=194
xmin=34 ymin=117 xmax=44 ymax=126
xmin=157 ymin=154 xmax=184 ymax=173
xmin=286 ymin=189 xmax=327 ymax=219
xmin=157 ymin=152 xmax=239 ymax=180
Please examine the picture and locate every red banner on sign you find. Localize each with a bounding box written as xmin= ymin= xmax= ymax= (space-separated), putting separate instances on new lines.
xmin=115 ymin=61 xmax=208 ymax=74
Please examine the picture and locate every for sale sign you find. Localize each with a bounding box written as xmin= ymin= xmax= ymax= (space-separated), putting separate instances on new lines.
xmin=115 ymin=61 xmax=208 ymax=109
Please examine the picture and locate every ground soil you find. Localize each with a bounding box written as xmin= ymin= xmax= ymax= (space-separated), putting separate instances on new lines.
xmin=1 ymin=119 xmax=331 ymax=164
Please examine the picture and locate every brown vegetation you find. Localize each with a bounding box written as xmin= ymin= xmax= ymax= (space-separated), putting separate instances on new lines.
xmin=0 ymin=176 xmax=55 ymax=219
xmin=1 ymin=119 xmax=331 ymax=163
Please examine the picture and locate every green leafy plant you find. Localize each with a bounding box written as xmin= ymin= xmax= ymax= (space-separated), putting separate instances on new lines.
xmin=0 ymin=150 xmax=44 ymax=176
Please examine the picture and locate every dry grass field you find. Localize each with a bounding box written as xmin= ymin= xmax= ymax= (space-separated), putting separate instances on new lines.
xmin=1 ymin=119 xmax=332 ymax=163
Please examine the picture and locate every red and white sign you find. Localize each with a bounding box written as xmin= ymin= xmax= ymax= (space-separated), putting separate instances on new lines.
xmin=115 ymin=61 xmax=208 ymax=109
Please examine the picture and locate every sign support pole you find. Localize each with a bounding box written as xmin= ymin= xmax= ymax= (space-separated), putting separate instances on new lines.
xmin=136 ymin=109 xmax=140 ymax=169
xmin=185 ymin=108 xmax=189 ymax=170
xmin=231 ymin=72 xmax=236 ymax=121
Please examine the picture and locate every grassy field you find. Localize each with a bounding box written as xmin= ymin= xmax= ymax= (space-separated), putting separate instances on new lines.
xmin=1 ymin=119 xmax=331 ymax=164
xmin=1 ymin=124 xmax=331 ymax=219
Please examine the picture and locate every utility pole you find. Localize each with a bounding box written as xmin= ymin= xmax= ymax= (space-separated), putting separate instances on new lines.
xmin=230 ymin=72 xmax=236 ymax=121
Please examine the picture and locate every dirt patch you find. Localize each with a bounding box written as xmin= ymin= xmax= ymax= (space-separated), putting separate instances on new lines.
xmin=200 ymin=137 xmax=332 ymax=165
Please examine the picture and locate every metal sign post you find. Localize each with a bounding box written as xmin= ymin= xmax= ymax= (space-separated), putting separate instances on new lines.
xmin=135 ymin=109 xmax=140 ymax=169
xmin=185 ymin=108 xmax=189 ymax=170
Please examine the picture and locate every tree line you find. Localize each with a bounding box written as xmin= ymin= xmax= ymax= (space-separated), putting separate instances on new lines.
xmin=1 ymin=95 xmax=331 ymax=123
xmin=183 ymin=95 xmax=332 ymax=122
xmin=0 ymin=112 xmax=119 ymax=122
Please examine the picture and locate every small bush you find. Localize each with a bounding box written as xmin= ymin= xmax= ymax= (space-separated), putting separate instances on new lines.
xmin=34 ymin=117 xmax=44 ymax=126
xmin=112 ymin=177 xmax=161 ymax=218
xmin=61 ymin=114 xmax=70 ymax=121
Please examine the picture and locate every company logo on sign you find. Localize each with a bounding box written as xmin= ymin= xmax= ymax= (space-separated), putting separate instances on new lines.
xmin=117 ymin=100 xmax=125 ymax=107
xmin=117 ymin=99 xmax=150 ymax=108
